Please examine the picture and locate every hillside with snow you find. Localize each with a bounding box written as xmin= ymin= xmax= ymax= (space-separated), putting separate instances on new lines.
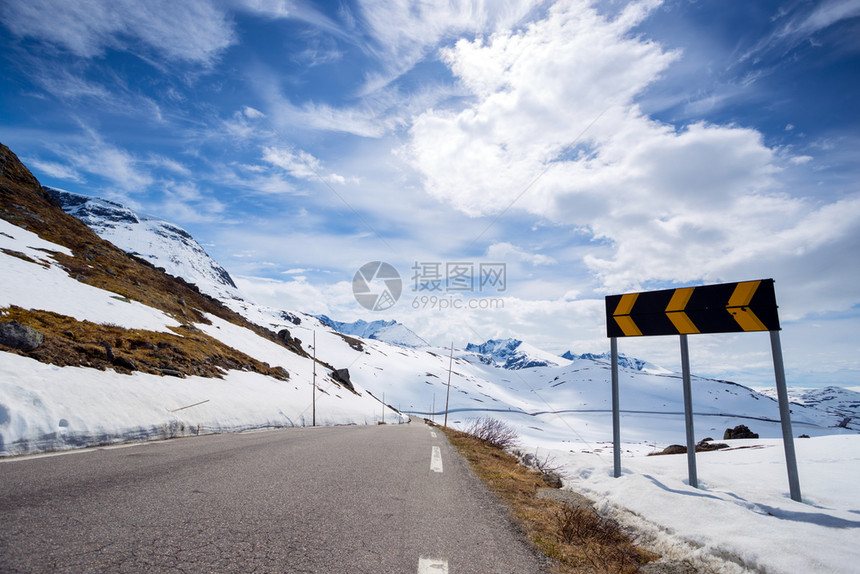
xmin=0 ymin=143 xmax=405 ymax=455
xmin=47 ymin=187 xmax=243 ymax=301
xmin=3 ymin=142 xmax=860 ymax=573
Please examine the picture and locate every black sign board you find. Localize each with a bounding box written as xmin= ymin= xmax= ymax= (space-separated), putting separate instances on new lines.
xmin=605 ymin=279 xmax=780 ymax=338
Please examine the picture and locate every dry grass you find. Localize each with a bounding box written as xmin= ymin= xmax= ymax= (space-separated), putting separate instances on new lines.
xmin=443 ymin=426 xmax=657 ymax=573
xmin=1 ymin=306 xmax=291 ymax=380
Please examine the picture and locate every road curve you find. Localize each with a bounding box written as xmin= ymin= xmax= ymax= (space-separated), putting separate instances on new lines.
xmin=1 ymin=419 xmax=548 ymax=573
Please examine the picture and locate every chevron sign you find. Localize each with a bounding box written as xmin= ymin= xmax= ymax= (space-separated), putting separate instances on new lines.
xmin=605 ymin=279 xmax=780 ymax=338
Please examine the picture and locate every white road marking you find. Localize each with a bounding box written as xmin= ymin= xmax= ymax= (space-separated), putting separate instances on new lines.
xmin=418 ymin=557 xmax=449 ymax=573
xmin=430 ymin=446 xmax=443 ymax=473
xmin=430 ymin=431 xmax=437 ymax=438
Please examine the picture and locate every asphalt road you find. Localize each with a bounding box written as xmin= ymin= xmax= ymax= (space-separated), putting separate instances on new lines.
xmin=0 ymin=419 xmax=548 ymax=573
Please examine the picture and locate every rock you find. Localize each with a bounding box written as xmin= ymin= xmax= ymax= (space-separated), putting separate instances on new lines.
xmin=0 ymin=321 xmax=44 ymax=351
xmin=159 ymin=368 xmax=185 ymax=378
xmin=113 ymin=356 xmax=137 ymax=370
xmin=280 ymin=311 xmax=301 ymax=325
xmin=100 ymin=342 xmax=115 ymax=361
xmin=696 ymin=440 xmax=729 ymax=452
xmin=331 ymin=368 xmax=356 ymax=393
xmin=542 ymin=472 xmax=564 ymax=489
xmin=799 ymin=434 xmax=810 ymax=438
xmin=660 ymin=444 xmax=687 ymax=455
xmin=724 ymin=424 xmax=759 ymax=440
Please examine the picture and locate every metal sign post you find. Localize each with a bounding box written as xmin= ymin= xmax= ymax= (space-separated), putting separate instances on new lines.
xmin=770 ymin=330 xmax=802 ymax=502
xmin=611 ymin=337 xmax=621 ymax=478
xmin=606 ymin=279 xmax=801 ymax=501
xmin=443 ymin=341 xmax=453 ymax=428
xmin=679 ymin=334 xmax=698 ymax=489
xmin=312 ymin=330 xmax=316 ymax=427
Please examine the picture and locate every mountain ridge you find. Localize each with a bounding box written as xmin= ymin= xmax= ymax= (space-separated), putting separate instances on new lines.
xmin=315 ymin=314 xmax=429 ymax=348
xmin=465 ymin=338 xmax=570 ymax=370
xmin=47 ymin=188 xmax=242 ymax=301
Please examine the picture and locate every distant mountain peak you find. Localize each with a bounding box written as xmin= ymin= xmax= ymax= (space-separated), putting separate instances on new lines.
xmin=48 ymin=188 xmax=241 ymax=301
xmin=562 ymin=350 xmax=668 ymax=373
xmin=466 ymin=338 xmax=569 ymax=370
xmin=316 ymin=315 xmax=429 ymax=348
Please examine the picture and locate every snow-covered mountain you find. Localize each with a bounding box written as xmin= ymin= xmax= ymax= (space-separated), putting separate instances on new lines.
xmin=561 ymin=350 xmax=670 ymax=374
xmin=757 ymin=385 xmax=860 ymax=431
xmin=47 ymin=188 xmax=242 ymax=300
xmin=465 ymin=338 xmax=571 ymax=369
xmin=315 ymin=315 xmax=429 ymax=348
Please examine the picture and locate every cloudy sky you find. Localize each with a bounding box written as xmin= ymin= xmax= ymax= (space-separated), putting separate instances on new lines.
xmin=2 ymin=0 xmax=859 ymax=388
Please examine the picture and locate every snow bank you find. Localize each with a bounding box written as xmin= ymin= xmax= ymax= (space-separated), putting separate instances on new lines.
xmin=544 ymin=436 xmax=860 ymax=573
xmin=0 ymin=352 xmax=399 ymax=457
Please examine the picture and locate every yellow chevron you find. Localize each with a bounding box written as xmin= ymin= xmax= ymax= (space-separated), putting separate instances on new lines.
xmin=614 ymin=315 xmax=643 ymax=337
xmin=728 ymin=280 xmax=761 ymax=307
xmin=613 ymin=293 xmax=642 ymax=336
xmin=614 ymin=293 xmax=639 ymax=316
xmin=727 ymin=280 xmax=768 ymax=331
xmin=665 ymin=287 xmax=699 ymax=334
xmin=728 ymin=307 xmax=768 ymax=331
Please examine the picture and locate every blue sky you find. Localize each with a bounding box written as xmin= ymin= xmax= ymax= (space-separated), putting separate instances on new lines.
xmin=2 ymin=0 xmax=859 ymax=388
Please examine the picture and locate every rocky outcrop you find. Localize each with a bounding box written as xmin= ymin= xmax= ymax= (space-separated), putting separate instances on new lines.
xmin=331 ymin=368 xmax=356 ymax=393
xmin=723 ymin=424 xmax=759 ymax=440
xmin=0 ymin=320 xmax=44 ymax=351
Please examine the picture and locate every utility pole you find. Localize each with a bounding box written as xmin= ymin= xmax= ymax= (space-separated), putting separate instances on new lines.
xmin=312 ymin=330 xmax=316 ymax=427
xmin=444 ymin=341 xmax=453 ymax=428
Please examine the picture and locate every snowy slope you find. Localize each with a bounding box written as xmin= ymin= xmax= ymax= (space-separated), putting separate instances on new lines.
xmin=316 ymin=315 xmax=429 ymax=348
xmin=0 ymin=219 xmax=181 ymax=333
xmin=47 ymin=188 xmax=242 ymax=300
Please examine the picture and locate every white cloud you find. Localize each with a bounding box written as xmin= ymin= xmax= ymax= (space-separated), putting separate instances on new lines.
xmin=0 ymin=0 xmax=235 ymax=64
xmin=407 ymin=0 xmax=675 ymax=216
xmin=261 ymin=146 xmax=348 ymax=184
xmin=233 ymin=0 xmax=345 ymax=38
xmin=27 ymin=159 xmax=83 ymax=183
xmin=403 ymin=0 xmax=860 ymax=321
xmin=55 ymin=139 xmax=153 ymax=193
xmin=148 ymin=155 xmax=191 ymax=177
xmin=356 ymin=0 xmax=540 ymax=94
xmin=785 ymin=0 xmax=860 ymax=38
xmin=234 ymin=275 xmax=352 ymax=315
xmin=486 ymin=242 xmax=555 ymax=266
xmin=740 ymin=0 xmax=860 ymax=64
